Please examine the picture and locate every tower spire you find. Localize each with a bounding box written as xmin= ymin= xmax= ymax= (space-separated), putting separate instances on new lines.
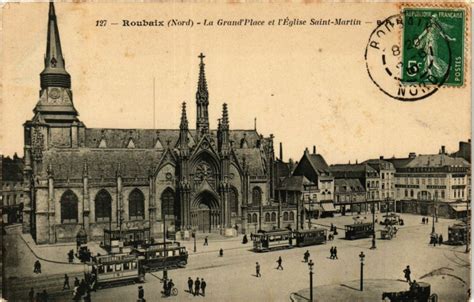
xmin=41 ymin=2 xmax=70 ymax=89
xmin=180 ymin=102 xmax=188 ymax=130
xmin=221 ymin=103 xmax=229 ymax=130
xmin=196 ymin=52 xmax=209 ymax=137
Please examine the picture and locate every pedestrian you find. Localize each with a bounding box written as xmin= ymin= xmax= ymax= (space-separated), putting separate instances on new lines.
xmin=33 ymin=260 xmax=39 ymax=273
xmin=74 ymin=277 xmax=80 ymax=287
xmin=403 ymin=265 xmax=411 ymax=283
xmin=168 ymin=279 xmax=174 ymax=296
xmin=194 ymin=277 xmax=200 ymax=296
xmin=330 ymin=223 xmax=334 ymax=232
xmin=256 ymin=262 xmax=261 ymax=277
xmin=242 ymin=234 xmax=248 ymax=244
xmin=162 ymin=278 xmax=168 ymax=296
xmin=333 ymin=247 xmax=338 ymax=259
xmin=304 ymin=250 xmax=310 ymax=263
xmin=438 ymin=234 xmax=443 ymax=245
xmin=426 ymin=217 xmax=429 ymax=224
xmin=276 ymin=256 xmax=283 ymax=270
xmin=422 ymin=217 xmax=425 ymax=224
xmin=29 ymin=288 xmax=34 ymax=302
xmin=200 ymin=278 xmax=206 ymax=296
xmin=63 ymin=274 xmax=70 ymax=290
xmin=188 ymin=276 xmax=193 ymax=294
xmin=329 ymin=246 xmax=334 ymax=259
xmin=138 ymin=285 xmax=145 ymax=301
xmin=219 ymin=248 xmax=223 ymax=257
xmin=433 ymin=234 xmax=438 ymax=247
xmin=204 ymin=236 xmax=208 ymax=246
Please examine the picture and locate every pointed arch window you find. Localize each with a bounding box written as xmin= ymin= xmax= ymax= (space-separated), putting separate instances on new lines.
xmin=161 ymin=188 xmax=175 ymax=217
xmin=95 ymin=189 xmax=112 ymax=222
xmin=252 ymin=213 xmax=258 ymax=223
xmin=252 ymin=187 xmax=262 ymax=206
xmin=229 ymin=187 xmax=239 ymax=214
xmin=61 ymin=190 xmax=78 ymax=223
xmin=129 ymin=189 xmax=145 ymax=220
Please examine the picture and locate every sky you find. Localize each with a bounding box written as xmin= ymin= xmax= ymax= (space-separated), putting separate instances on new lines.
xmin=0 ymin=2 xmax=471 ymax=165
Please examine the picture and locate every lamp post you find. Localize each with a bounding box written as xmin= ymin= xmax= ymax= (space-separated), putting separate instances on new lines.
xmin=370 ymin=201 xmax=376 ymax=249
xmin=192 ymin=230 xmax=197 ymax=253
xmin=359 ymin=251 xmax=365 ymax=291
xmin=308 ymin=259 xmax=314 ymax=302
xmin=432 ymin=197 xmax=436 ymax=234
xmin=466 ymin=199 xmax=470 ymax=253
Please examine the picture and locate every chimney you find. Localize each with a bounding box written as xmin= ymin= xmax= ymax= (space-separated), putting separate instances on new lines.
xmin=441 ymin=145 xmax=446 ymax=154
xmin=409 ymin=152 xmax=416 ymax=158
xmin=279 ymin=142 xmax=283 ymax=161
xmin=379 ymin=156 xmax=384 ymax=160
xmin=304 ymin=147 xmax=309 ymax=154
xmin=313 ymin=145 xmax=316 ymax=154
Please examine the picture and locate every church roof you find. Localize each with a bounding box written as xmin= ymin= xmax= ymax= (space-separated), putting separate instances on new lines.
xmin=42 ymin=149 xmax=163 ymax=179
xmin=234 ymin=148 xmax=266 ymax=176
xmin=84 ymin=128 xmax=263 ymax=150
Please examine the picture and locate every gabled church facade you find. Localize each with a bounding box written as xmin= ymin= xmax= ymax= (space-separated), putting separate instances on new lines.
xmin=22 ymin=3 xmax=288 ymax=244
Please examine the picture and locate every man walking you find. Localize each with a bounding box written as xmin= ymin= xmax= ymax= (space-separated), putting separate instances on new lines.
xmin=276 ymin=256 xmax=283 ymax=270
xmin=304 ymin=250 xmax=310 ymax=263
xmin=138 ymin=285 xmax=145 ymax=301
xmin=63 ymin=274 xmax=70 ymax=290
xmin=330 ymin=246 xmax=334 ymax=259
xmin=204 ymin=236 xmax=208 ymax=246
xmin=256 ymin=262 xmax=261 ymax=277
xmin=187 ymin=277 xmax=193 ymax=294
xmin=200 ymin=278 xmax=207 ymax=296
xmin=403 ymin=265 xmax=411 ymax=283
xmin=194 ymin=277 xmax=201 ymax=296
xmin=333 ymin=247 xmax=339 ymax=260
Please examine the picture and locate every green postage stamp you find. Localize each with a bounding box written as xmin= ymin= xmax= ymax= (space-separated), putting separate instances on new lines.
xmin=402 ymin=8 xmax=466 ymax=87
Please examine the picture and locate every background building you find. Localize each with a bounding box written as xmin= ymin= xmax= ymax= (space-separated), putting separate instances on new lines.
xmin=1 ymin=155 xmax=25 ymax=224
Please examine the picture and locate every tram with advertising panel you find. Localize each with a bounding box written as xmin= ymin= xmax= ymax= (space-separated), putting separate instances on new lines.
xmin=294 ymin=228 xmax=327 ymax=247
xmin=252 ymin=229 xmax=293 ymax=252
xmin=90 ymin=253 xmax=144 ymax=289
xmin=447 ymin=223 xmax=468 ymax=245
xmin=344 ymin=222 xmax=374 ymax=240
xmin=133 ymin=242 xmax=188 ymax=272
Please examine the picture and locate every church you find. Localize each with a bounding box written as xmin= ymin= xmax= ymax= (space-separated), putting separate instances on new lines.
xmin=22 ymin=3 xmax=297 ymax=244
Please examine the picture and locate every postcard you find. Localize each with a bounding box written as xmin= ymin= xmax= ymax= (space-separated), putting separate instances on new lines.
xmin=0 ymin=1 xmax=471 ymax=301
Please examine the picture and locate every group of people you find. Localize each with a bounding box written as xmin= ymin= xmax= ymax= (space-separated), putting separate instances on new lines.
xmin=421 ymin=217 xmax=430 ymax=224
xmin=329 ymin=246 xmax=339 ymax=259
xmin=72 ymin=275 xmax=93 ymax=301
xmin=162 ymin=278 xmax=175 ymax=297
xmin=430 ymin=233 xmax=443 ymax=246
xmin=187 ymin=277 xmax=207 ymax=296
xmin=29 ymin=288 xmax=48 ymax=302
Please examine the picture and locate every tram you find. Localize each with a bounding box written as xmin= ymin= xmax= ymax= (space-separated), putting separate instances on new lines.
xmin=252 ymin=229 xmax=293 ymax=252
xmin=133 ymin=242 xmax=188 ymax=272
xmin=294 ymin=228 xmax=327 ymax=247
xmin=447 ymin=223 xmax=467 ymax=245
xmin=344 ymin=223 xmax=374 ymax=240
xmin=91 ymin=253 xmax=144 ymax=288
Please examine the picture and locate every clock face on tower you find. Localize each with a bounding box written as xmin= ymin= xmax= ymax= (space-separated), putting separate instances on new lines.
xmin=50 ymin=88 xmax=61 ymax=99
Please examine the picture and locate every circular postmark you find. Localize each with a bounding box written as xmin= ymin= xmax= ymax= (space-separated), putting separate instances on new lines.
xmin=365 ymin=14 xmax=452 ymax=101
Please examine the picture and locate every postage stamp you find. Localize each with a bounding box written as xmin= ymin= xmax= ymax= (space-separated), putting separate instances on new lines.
xmin=402 ymin=8 xmax=466 ymax=87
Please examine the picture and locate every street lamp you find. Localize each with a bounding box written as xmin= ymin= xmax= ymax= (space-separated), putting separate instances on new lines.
xmin=359 ymin=251 xmax=365 ymax=291
xmin=432 ymin=197 xmax=436 ymax=234
xmin=192 ymin=230 xmax=197 ymax=253
xmin=308 ymin=259 xmax=314 ymax=302
xmin=370 ymin=201 xmax=376 ymax=249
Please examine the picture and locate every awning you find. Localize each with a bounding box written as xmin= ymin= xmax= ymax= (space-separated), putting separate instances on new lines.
xmin=304 ymin=203 xmax=323 ymax=212
xmin=451 ymin=204 xmax=468 ymax=212
xmin=321 ymin=202 xmax=336 ymax=212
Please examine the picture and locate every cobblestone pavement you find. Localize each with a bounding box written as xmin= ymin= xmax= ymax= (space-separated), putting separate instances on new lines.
xmin=3 ymin=214 xmax=470 ymax=301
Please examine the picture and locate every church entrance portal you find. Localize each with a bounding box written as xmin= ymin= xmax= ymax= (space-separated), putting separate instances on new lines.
xmin=191 ymin=192 xmax=220 ymax=233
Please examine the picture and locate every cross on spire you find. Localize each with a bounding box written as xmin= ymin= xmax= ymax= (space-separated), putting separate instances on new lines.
xmin=198 ymin=53 xmax=206 ymax=64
